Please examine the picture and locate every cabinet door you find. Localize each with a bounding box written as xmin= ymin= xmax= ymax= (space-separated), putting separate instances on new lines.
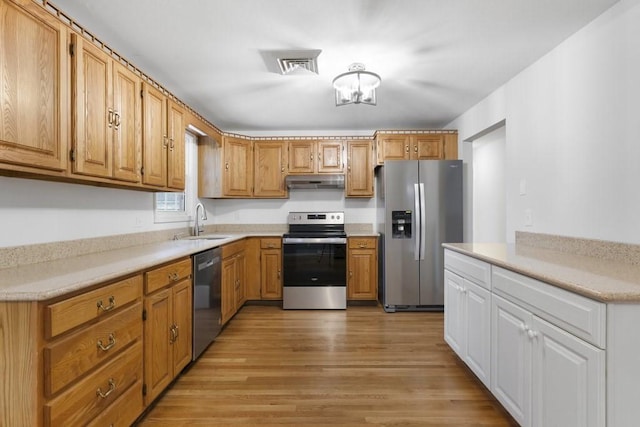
xmin=143 ymin=288 xmax=172 ymax=405
xmin=112 ymin=61 xmax=141 ymax=182
xmin=71 ymin=33 xmax=112 ymax=178
xmin=141 ymin=83 xmax=167 ymax=187
xmin=464 ymin=279 xmax=491 ymax=388
xmin=531 ymin=316 xmax=605 ymax=427
xmin=412 ymin=134 xmax=444 ymax=160
xmin=378 ymin=135 xmax=410 ymax=162
xmin=288 ymin=140 xmax=315 ymax=174
xmin=261 ymin=249 xmax=282 ymax=299
xmin=491 ymin=294 xmax=532 ymax=427
xmin=0 ymin=0 xmax=68 ymax=172
xmin=221 ymin=257 xmax=237 ymax=325
xmin=167 ymin=100 xmax=185 ymax=190
xmin=317 ymin=140 xmax=343 ymax=173
xmin=347 ymin=248 xmax=377 ymax=300
xmin=346 ymin=140 xmax=373 ymax=197
xmin=444 ymin=270 xmax=465 ymax=357
xmin=172 ymin=279 xmax=192 ymax=374
xmin=235 ymin=252 xmax=246 ymax=309
xmin=223 ymin=137 xmax=253 ymax=196
xmin=254 ymin=140 xmax=287 ymax=197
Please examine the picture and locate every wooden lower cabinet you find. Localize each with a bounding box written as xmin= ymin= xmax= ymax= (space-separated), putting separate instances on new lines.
xmin=221 ymin=240 xmax=246 ymax=324
xmin=143 ymin=259 xmax=193 ymax=405
xmin=260 ymin=238 xmax=282 ymax=300
xmin=347 ymin=237 xmax=378 ymax=300
xmin=39 ymin=275 xmax=144 ymax=427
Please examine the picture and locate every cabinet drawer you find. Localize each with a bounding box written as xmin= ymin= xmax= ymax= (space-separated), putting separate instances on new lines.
xmin=145 ymin=258 xmax=192 ymax=294
xmin=45 ymin=275 xmax=142 ymax=339
xmin=492 ymin=266 xmax=606 ymax=348
xmin=86 ymin=379 xmax=143 ymax=427
xmin=348 ymin=237 xmax=377 ymax=249
xmin=44 ymin=341 xmax=143 ymax=427
xmin=222 ymin=240 xmax=245 ymax=258
xmin=260 ymin=237 xmax=282 ymax=249
xmin=44 ymin=302 xmax=142 ymax=396
xmin=444 ymin=249 xmax=491 ymax=290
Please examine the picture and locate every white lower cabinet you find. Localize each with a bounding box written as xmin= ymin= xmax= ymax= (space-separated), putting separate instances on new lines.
xmin=445 ymin=249 xmax=608 ymax=427
xmin=444 ymin=268 xmax=491 ymax=388
xmin=491 ymin=294 xmax=605 ymax=427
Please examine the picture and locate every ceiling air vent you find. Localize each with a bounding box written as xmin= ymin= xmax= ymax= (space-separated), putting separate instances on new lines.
xmin=277 ymin=57 xmax=319 ymax=75
xmin=259 ymin=49 xmax=321 ymax=75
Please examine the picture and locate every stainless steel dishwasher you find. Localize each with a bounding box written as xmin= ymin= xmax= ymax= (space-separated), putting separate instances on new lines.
xmin=192 ymin=247 xmax=222 ymax=361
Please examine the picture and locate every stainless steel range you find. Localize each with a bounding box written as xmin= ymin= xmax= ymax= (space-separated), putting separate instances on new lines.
xmin=282 ymin=211 xmax=347 ymax=309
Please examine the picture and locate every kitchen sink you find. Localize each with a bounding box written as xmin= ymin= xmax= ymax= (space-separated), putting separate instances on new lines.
xmin=182 ymin=235 xmax=231 ymax=241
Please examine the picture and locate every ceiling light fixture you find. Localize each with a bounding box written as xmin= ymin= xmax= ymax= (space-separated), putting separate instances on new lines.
xmin=332 ymin=63 xmax=381 ymax=106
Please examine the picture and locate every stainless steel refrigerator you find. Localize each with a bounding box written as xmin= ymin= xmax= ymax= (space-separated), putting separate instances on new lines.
xmin=376 ymin=160 xmax=463 ymax=312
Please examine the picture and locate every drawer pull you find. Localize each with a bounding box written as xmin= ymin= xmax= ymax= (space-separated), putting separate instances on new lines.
xmin=96 ymin=296 xmax=116 ymax=312
xmin=168 ymin=272 xmax=180 ymax=282
xmin=170 ymin=323 xmax=179 ymax=343
xmin=97 ymin=333 xmax=116 ymax=351
xmin=96 ymin=378 xmax=116 ymax=399
xmin=277 ymin=269 xmax=281 ymax=279
xmin=358 ymin=243 xmax=366 ymax=248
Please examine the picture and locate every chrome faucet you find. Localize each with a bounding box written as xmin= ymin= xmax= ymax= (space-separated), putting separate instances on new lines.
xmin=193 ymin=203 xmax=207 ymax=236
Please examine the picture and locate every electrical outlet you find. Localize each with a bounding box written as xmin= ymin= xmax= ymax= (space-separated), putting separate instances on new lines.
xmin=524 ymin=209 xmax=533 ymax=227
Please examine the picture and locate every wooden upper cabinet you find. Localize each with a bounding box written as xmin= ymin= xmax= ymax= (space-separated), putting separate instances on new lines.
xmin=376 ymin=134 xmax=410 ymax=164
xmin=0 ymin=0 xmax=68 ymax=172
xmin=254 ymin=140 xmax=287 ymax=198
xmin=223 ymin=136 xmax=253 ymax=197
xmin=141 ymin=83 xmax=185 ymax=190
xmin=142 ymin=83 xmax=167 ymax=187
xmin=287 ymin=140 xmax=344 ymax=174
xmin=346 ymin=140 xmax=374 ymax=198
xmin=167 ymin=100 xmax=185 ymax=190
xmin=288 ymin=140 xmax=315 ymax=174
xmin=71 ymin=33 xmax=141 ymax=183
xmin=376 ymin=132 xmax=458 ymax=164
xmin=413 ymin=134 xmax=444 ymax=160
xmin=317 ymin=140 xmax=344 ymax=173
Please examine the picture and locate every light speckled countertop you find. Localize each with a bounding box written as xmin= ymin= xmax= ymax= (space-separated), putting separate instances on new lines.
xmin=443 ymin=242 xmax=640 ymax=303
xmin=0 ymin=235 xmax=248 ymax=301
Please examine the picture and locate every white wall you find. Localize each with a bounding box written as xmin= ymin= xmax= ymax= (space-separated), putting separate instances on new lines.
xmin=473 ymin=126 xmax=506 ymax=242
xmin=448 ymin=0 xmax=640 ymax=244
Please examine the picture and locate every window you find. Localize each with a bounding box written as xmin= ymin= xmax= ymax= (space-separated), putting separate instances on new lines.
xmin=153 ymin=132 xmax=197 ymax=223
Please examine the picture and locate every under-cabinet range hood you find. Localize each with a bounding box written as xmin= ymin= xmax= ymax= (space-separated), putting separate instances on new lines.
xmin=285 ymin=174 xmax=345 ymax=189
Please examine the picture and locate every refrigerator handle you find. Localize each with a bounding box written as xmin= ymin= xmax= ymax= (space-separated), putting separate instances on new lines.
xmin=419 ymin=183 xmax=426 ymax=260
xmin=414 ymin=183 xmax=420 ymax=261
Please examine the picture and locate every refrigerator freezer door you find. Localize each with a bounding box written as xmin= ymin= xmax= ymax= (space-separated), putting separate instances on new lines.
xmin=418 ymin=160 xmax=463 ymax=306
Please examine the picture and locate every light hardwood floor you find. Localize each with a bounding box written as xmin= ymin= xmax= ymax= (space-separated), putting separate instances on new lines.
xmin=137 ymin=305 xmax=517 ymax=426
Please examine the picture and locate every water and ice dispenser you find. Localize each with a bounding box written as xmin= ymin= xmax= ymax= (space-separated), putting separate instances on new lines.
xmin=391 ymin=210 xmax=412 ymax=239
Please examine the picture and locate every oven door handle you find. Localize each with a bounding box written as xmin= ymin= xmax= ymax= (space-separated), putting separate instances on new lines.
xmin=282 ymin=237 xmax=347 ymax=244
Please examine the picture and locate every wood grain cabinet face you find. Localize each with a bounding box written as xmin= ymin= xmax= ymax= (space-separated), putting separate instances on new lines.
xmin=141 ymin=83 xmax=185 ymax=190
xmin=288 ymin=140 xmax=344 ymax=174
xmin=221 ymin=241 xmax=247 ymax=324
xmin=260 ymin=238 xmax=282 ymax=300
xmin=0 ymin=0 xmax=68 ymax=172
xmin=375 ymin=133 xmax=458 ymax=164
xmin=347 ymin=237 xmax=378 ymax=300
xmin=254 ymin=140 xmax=287 ymax=198
xmin=71 ymin=33 xmax=142 ymax=183
xmin=346 ymin=140 xmax=374 ymax=197
xmin=143 ymin=258 xmax=193 ymax=405
xmin=223 ymin=136 xmax=253 ymax=197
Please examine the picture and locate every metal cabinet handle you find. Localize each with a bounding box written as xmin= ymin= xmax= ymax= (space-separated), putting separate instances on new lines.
xmin=97 ymin=333 xmax=116 ymax=351
xmin=405 ymin=145 xmax=409 ymax=153
xmin=114 ymin=112 xmax=121 ymax=129
xmin=310 ymin=153 xmax=314 ymax=161
xmin=414 ymin=145 xmax=418 ymax=153
xmin=168 ymin=272 xmax=180 ymax=281
xmin=225 ymin=162 xmax=229 ymax=170
xmin=170 ymin=324 xmax=177 ymax=343
xmin=97 ymin=296 xmax=116 ymax=312
xmin=169 ymin=137 xmax=175 ymax=151
xmin=277 ymin=269 xmax=281 ymax=279
xmin=108 ymin=109 xmax=114 ymax=128
xmin=96 ymin=379 xmax=116 ymax=399
xmin=163 ymin=135 xmax=169 ymax=148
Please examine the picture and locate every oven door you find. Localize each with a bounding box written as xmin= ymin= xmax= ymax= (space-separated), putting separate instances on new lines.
xmin=282 ymin=237 xmax=347 ymax=309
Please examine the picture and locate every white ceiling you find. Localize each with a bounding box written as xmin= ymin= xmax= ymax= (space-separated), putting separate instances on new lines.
xmin=52 ymin=0 xmax=619 ymax=134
